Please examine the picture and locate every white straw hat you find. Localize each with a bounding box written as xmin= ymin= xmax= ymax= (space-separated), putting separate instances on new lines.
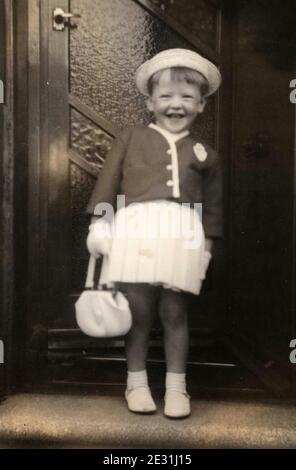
xmin=135 ymin=48 xmax=221 ymax=97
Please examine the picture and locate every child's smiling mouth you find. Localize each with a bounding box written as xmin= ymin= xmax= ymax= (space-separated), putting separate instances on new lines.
xmin=166 ymin=113 xmax=185 ymax=119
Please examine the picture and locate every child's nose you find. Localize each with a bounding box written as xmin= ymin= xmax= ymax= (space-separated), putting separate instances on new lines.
xmin=170 ymin=96 xmax=183 ymax=109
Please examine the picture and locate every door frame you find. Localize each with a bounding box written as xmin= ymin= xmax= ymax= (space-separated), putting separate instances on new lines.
xmin=0 ymin=0 xmax=16 ymax=398
xmin=0 ymin=0 xmax=30 ymax=397
xmin=0 ymin=0 xmax=54 ymax=392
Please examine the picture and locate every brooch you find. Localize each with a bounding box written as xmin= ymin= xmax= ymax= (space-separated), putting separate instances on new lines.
xmin=193 ymin=143 xmax=207 ymax=162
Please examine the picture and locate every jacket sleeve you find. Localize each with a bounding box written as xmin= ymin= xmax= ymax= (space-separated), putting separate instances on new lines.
xmin=202 ymin=150 xmax=223 ymax=238
xmin=85 ymin=130 xmax=129 ymax=216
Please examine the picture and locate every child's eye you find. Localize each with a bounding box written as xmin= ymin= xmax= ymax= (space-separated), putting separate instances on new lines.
xmin=160 ymin=95 xmax=171 ymax=98
xmin=183 ymin=95 xmax=194 ymax=99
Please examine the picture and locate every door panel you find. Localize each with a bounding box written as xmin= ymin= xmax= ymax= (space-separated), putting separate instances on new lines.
xmin=226 ymin=0 xmax=296 ymax=393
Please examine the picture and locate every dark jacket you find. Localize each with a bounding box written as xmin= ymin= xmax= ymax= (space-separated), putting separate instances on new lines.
xmin=86 ymin=125 xmax=223 ymax=238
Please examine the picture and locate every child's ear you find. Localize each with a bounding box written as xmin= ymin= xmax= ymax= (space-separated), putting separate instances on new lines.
xmin=197 ymin=97 xmax=207 ymax=113
xmin=146 ymin=97 xmax=154 ymax=112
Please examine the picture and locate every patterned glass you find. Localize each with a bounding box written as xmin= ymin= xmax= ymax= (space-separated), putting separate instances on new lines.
xmin=70 ymin=0 xmax=215 ymax=141
xmin=71 ymin=108 xmax=113 ymax=172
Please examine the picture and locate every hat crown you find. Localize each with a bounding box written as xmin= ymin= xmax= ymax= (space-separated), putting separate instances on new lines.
xmin=135 ymin=48 xmax=221 ymax=97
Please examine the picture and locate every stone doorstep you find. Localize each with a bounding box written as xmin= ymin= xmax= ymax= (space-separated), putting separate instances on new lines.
xmin=0 ymin=393 xmax=296 ymax=448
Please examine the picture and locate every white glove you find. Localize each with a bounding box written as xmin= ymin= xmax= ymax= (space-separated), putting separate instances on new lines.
xmin=86 ymin=219 xmax=112 ymax=257
xmin=200 ymin=251 xmax=212 ymax=280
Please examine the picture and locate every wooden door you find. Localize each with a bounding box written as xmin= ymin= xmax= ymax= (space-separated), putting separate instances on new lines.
xmin=26 ymin=0 xmax=263 ymax=395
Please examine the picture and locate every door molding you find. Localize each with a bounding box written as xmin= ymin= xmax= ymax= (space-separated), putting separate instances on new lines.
xmin=1 ymin=0 xmax=15 ymax=396
xmin=25 ymin=0 xmax=50 ymax=385
xmin=26 ymin=0 xmax=71 ymax=387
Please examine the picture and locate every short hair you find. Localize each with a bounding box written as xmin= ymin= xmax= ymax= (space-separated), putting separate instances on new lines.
xmin=147 ymin=67 xmax=209 ymax=97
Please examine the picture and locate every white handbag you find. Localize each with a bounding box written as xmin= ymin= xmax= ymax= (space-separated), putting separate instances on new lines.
xmin=75 ymin=255 xmax=132 ymax=338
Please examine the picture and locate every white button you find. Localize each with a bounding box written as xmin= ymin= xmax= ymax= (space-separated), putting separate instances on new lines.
xmin=166 ymin=180 xmax=173 ymax=187
xmin=166 ymin=164 xmax=172 ymax=170
xmin=167 ymin=149 xmax=172 ymax=155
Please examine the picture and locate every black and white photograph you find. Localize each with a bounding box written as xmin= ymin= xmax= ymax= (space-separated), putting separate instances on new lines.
xmin=1 ymin=0 xmax=296 ymax=454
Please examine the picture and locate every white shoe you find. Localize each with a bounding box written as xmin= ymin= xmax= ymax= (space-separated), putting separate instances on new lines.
xmin=164 ymin=390 xmax=191 ymax=418
xmin=125 ymin=386 xmax=157 ymax=413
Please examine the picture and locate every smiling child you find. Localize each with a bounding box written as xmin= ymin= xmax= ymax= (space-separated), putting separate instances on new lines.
xmin=86 ymin=49 xmax=222 ymax=418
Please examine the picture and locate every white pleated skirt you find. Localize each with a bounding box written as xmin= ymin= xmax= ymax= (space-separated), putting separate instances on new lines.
xmin=99 ymin=200 xmax=205 ymax=295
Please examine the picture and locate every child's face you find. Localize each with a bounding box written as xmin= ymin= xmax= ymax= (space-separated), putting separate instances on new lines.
xmin=147 ymin=69 xmax=206 ymax=134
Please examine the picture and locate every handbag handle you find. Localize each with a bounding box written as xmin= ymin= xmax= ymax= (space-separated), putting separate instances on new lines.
xmin=85 ymin=254 xmax=116 ymax=295
xmin=85 ymin=254 xmax=98 ymax=289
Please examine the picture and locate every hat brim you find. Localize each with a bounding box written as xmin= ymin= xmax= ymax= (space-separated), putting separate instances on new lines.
xmin=135 ymin=48 xmax=221 ymax=97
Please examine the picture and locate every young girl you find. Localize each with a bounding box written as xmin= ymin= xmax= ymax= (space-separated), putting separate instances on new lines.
xmin=86 ymin=49 xmax=222 ymax=418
